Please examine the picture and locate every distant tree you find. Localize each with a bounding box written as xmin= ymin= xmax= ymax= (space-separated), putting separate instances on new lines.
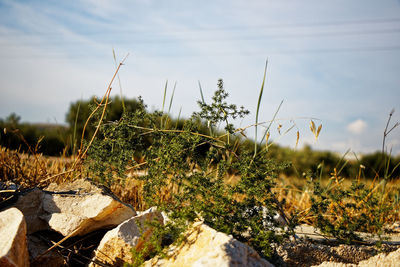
xmin=360 ymin=151 xmax=400 ymax=179
xmin=0 ymin=113 xmax=21 ymax=150
xmin=6 ymin=113 xmax=21 ymax=126
xmin=65 ymin=96 xmax=143 ymax=152
xmin=0 ymin=113 xmax=67 ymax=156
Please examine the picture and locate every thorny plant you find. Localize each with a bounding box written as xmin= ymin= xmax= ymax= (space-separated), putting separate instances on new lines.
xmin=194 ymin=79 xmax=249 ymax=138
xmin=380 ymin=109 xmax=400 ymax=197
xmin=86 ymin=77 xmax=300 ymax=265
xmin=306 ymin=135 xmax=400 ymax=245
xmin=306 ymin=170 xmax=392 ymax=244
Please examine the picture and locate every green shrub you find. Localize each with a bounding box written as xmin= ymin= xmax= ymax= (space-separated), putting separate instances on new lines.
xmin=86 ymin=79 xmax=295 ymax=264
xmin=307 ymin=168 xmax=397 ymax=244
xmin=65 ymin=96 xmax=143 ymax=154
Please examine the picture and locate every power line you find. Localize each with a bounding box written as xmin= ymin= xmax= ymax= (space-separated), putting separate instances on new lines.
xmin=183 ymin=17 xmax=400 ymax=33
xmin=1 ymin=28 xmax=399 ymax=47
xmin=1 ymin=17 xmax=400 ymax=37
xmin=257 ymin=45 xmax=400 ymax=55
xmin=1 ymin=45 xmax=399 ymax=59
xmin=227 ymin=17 xmax=400 ymax=30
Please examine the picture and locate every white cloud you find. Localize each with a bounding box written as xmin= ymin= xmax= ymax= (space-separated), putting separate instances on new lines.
xmin=347 ymin=119 xmax=367 ymax=135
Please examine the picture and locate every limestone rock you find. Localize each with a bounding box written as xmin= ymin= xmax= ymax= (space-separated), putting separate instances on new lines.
xmin=316 ymin=247 xmax=400 ymax=267
xmin=277 ymin=239 xmax=392 ymax=267
xmin=41 ymin=178 xmax=137 ymax=237
xmin=358 ymin=248 xmax=400 ymax=267
xmin=0 ymin=207 xmax=29 ymax=267
xmin=144 ymin=221 xmax=274 ymax=267
xmin=385 ymin=221 xmax=400 ymax=233
xmin=315 ymin=263 xmax=354 ymax=267
xmin=14 ymin=189 xmax=48 ymax=234
xmin=14 ymin=178 xmax=136 ymax=237
xmin=90 ymin=207 xmax=163 ymax=267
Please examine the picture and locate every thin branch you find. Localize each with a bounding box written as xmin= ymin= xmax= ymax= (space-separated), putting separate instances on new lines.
xmin=72 ymin=56 xmax=128 ymax=169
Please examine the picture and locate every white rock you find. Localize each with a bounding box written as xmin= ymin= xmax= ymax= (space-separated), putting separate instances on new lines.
xmin=357 ymin=248 xmax=400 ymax=266
xmin=15 ymin=178 xmax=137 ymax=237
xmin=144 ymin=221 xmax=274 ymax=267
xmin=42 ymin=179 xmax=137 ymax=237
xmin=314 ymin=262 xmax=355 ymax=267
xmin=136 ymin=206 xmax=158 ymax=216
xmin=0 ymin=207 xmax=29 ymax=267
xmin=90 ymin=207 xmax=163 ymax=267
xmin=315 ymin=247 xmax=400 ymax=267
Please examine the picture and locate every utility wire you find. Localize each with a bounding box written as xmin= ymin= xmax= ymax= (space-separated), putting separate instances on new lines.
xmin=1 ymin=17 xmax=400 ymax=59
xmin=2 ymin=17 xmax=400 ymax=36
xmin=1 ymin=28 xmax=399 ymax=47
xmin=1 ymin=45 xmax=400 ymax=59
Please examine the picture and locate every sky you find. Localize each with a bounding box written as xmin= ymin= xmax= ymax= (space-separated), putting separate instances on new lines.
xmin=0 ymin=0 xmax=399 ymax=156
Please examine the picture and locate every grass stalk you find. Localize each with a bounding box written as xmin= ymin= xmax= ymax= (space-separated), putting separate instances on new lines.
xmin=161 ymin=80 xmax=169 ymax=129
xmin=113 ymin=48 xmax=125 ymax=112
xmin=175 ymin=107 xmax=182 ymax=129
xmin=259 ymin=100 xmax=284 ymax=153
xmin=73 ymin=54 xmax=128 ymax=168
xmin=72 ymin=100 xmax=81 ymax=156
xmin=254 ymin=60 xmax=268 ymax=157
xmin=162 ymin=80 xmax=168 ymax=113
xmin=198 ymin=81 xmax=213 ymax=137
xmin=198 ymin=81 xmax=206 ymax=104
xmin=168 ymin=82 xmax=177 ymax=114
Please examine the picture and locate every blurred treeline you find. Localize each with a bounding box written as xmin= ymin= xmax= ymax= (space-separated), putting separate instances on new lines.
xmin=1 ymin=96 xmax=399 ymax=179
xmin=0 ymin=113 xmax=67 ymax=156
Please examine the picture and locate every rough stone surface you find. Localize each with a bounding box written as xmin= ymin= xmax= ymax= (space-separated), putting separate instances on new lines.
xmin=144 ymin=221 xmax=273 ymax=267
xmin=358 ymin=248 xmax=400 ymax=267
xmin=315 ymin=247 xmax=400 ymax=267
xmin=0 ymin=207 xmax=29 ymax=267
xmin=16 ymin=178 xmax=136 ymax=237
xmin=275 ymin=239 xmax=398 ymax=267
xmin=14 ymin=188 xmax=48 ymax=234
xmin=90 ymin=207 xmax=163 ymax=267
xmin=295 ymin=224 xmax=400 ymax=244
xmin=28 ymin=235 xmax=64 ymax=267
xmin=385 ymin=221 xmax=400 ymax=234
xmin=43 ymin=178 xmax=137 ymax=236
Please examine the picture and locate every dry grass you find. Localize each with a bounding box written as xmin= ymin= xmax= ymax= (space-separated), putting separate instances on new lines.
xmin=0 ymin=146 xmax=81 ymax=189
xmin=1 ymin=146 xmax=399 ymax=230
xmin=110 ymin=177 xmax=144 ymax=210
xmin=275 ymin=173 xmax=400 ymax=228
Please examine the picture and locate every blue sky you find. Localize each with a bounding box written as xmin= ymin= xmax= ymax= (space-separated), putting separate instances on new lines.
xmin=0 ymin=0 xmax=399 ymax=155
